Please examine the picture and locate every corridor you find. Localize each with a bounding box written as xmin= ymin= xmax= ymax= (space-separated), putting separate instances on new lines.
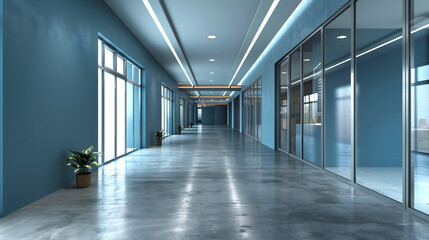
xmin=0 ymin=126 xmax=428 ymax=239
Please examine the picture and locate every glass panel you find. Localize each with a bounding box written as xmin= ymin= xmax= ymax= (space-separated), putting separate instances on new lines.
xmin=127 ymin=82 xmax=134 ymax=152
xmin=180 ymin=98 xmax=184 ymax=126
xmin=104 ymin=72 xmax=115 ymax=161
xmin=355 ymin=0 xmax=403 ymax=202
xmin=134 ymin=66 xmax=140 ymax=84
xmin=302 ymin=32 xmax=322 ymax=167
xmin=134 ymin=86 xmax=141 ymax=149
xmin=279 ymin=59 xmax=289 ymax=152
xmin=253 ymin=84 xmax=257 ymax=138
xmin=117 ymin=79 xmax=126 ymax=156
xmin=290 ymin=49 xmax=302 ymax=157
xmin=104 ymin=47 xmax=114 ymax=70
xmin=324 ymin=8 xmax=352 ymax=179
xmin=98 ymin=69 xmax=102 ymax=164
xmin=258 ymin=79 xmax=262 ymax=140
xmin=243 ymin=91 xmax=247 ymax=134
xmin=98 ymin=40 xmax=102 ymax=66
xmin=411 ymin=0 xmax=429 ymax=214
xmin=127 ymin=61 xmax=133 ymax=81
xmin=162 ymin=86 xmax=165 ymax=132
xmin=117 ymin=56 xmax=124 ymax=75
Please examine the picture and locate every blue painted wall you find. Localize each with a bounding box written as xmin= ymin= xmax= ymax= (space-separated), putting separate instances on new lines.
xmin=215 ymin=105 xmax=227 ymax=125
xmin=202 ymin=106 xmax=227 ymax=125
xmin=233 ymin=0 xmax=349 ymax=149
xmin=202 ymin=107 xmax=215 ymax=125
xmin=1 ymin=0 xmax=188 ymax=216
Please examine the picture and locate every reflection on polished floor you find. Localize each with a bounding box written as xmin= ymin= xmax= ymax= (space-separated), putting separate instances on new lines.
xmin=1 ymin=126 xmax=429 ymax=239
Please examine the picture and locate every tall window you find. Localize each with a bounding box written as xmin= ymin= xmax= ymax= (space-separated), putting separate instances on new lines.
xmin=98 ymin=39 xmax=142 ymax=164
xmin=180 ymin=98 xmax=185 ymax=126
xmin=243 ymin=78 xmax=262 ymax=140
xmin=161 ymin=85 xmax=173 ymax=135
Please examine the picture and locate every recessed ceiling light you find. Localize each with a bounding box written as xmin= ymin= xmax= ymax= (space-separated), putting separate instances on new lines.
xmin=209 ymin=59 xmax=215 ymax=62
xmin=304 ymin=58 xmax=311 ymax=62
xmin=337 ymin=35 xmax=347 ymax=39
xmin=210 ymin=80 xmax=214 ymax=82
xmin=282 ymin=72 xmax=287 ymax=75
xmin=210 ymin=72 xmax=214 ymax=75
xmin=210 ymin=92 xmax=213 ymax=94
xmin=208 ymin=35 xmax=217 ymax=39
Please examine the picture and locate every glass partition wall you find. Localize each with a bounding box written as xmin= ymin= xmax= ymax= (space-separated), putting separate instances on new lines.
xmin=411 ymin=0 xmax=429 ymax=215
xmin=279 ymin=59 xmax=289 ymax=152
xmin=98 ymin=39 xmax=142 ymax=164
xmin=302 ymin=32 xmax=323 ymax=167
xmin=355 ymin=0 xmax=403 ymax=203
xmin=290 ymin=49 xmax=302 ymax=157
xmin=243 ymin=78 xmax=262 ymax=140
xmin=324 ymin=8 xmax=352 ymax=179
xmin=276 ymin=0 xmax=429 ymax=217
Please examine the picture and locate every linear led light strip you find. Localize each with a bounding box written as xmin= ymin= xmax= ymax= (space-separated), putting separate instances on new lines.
xmin=142 ymin=0 xmax=199 ymax=96
xmin=223 ymin=0 xmax=280 ymax=97
xmin=231 ymin=0 xmax=307 ymax=96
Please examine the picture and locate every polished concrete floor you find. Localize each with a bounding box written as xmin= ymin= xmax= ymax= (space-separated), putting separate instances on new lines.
xmin=1 ymin=126 xmax=429 ymax=239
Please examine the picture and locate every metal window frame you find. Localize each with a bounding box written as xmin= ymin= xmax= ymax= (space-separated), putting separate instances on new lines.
xmin=98 ymin=38 xmax=143 ymax=166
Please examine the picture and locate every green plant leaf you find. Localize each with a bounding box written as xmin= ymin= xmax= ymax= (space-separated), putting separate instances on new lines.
xmin=66 ymin=163 xmax=78 ymax=168
xmin=74 ymin=168 xmax=80 ymax=174
xmin=85 ymin=165 xmax=92 ymax=171
xmin=90 ymin=162 xmax=99 ymax=167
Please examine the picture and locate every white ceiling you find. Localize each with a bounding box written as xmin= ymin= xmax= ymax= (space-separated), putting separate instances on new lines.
xmin=104 ymin=0 xmax=302 ymax=96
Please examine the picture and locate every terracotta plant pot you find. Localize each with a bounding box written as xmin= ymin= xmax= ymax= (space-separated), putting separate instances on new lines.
xmin=76 ymin=173 xmax=91 ymax=188
xmin=157 ymin=139 xmax=162 ymax=146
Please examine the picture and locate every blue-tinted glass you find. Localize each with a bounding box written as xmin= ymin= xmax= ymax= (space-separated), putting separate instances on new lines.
xmin=133 ymin=66 xmax=140 ymax=84
xmin=126 ymin=82 xmax=134 ymax=152
xmin=324 ymin=8 xmax=352 ymax=179
xmin=302 ymin=32 xmax=322 ymax=167
xmin=355 ymin=0 xmax=403 ymax=202
xmin=134 ymin=86 xmax=141 ymax=148
xmin=279 ymin=59 xmax=289 ymax=152
xmin=127 ymin=61 xmax=133 ymax=81
xmin=290 ymin=49 xmax=301 ymax=158
xmin=411 ymin=0 xmax=429 ymax=214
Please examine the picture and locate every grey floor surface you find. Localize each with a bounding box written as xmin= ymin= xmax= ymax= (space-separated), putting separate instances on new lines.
xmin=1 ymin=125 xmax=429 ymax=239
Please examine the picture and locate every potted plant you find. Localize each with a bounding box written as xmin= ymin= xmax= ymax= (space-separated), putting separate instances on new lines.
xmin=155 ymin=130 xmax=166 ymax=146
xmin=66 ymin=146 xmax=101 ymax=188
xmin=189 ymin=122 xmax=194 ymax=128
xmin=178 ymin=125 xmax=184 ymax=134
